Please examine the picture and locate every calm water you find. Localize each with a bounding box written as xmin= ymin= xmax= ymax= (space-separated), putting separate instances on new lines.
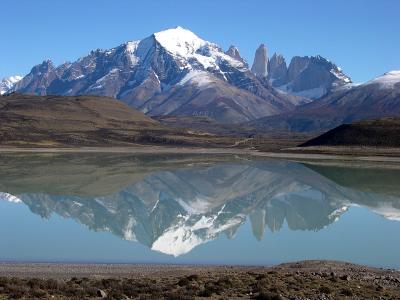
xmin=0 ymin=153 xmax=399 ymax=268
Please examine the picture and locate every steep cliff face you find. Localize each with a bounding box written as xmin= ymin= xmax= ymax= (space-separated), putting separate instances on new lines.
xmin=268 ymin=55 xmax=351 ymax=99
xmin=251 ymin=44 xmax=269 ymax=78
xmin=281 ymin=55 xmax=351 ymax=99
xmin=268 ymin=53 xmax=288 ymax=87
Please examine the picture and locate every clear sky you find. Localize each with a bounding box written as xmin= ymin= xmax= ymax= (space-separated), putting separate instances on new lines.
xmin=1 ymin=0 xmax=399 ymax=82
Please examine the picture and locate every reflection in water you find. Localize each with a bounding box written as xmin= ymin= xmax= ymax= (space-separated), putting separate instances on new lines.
xmin=0 ymin=153 xmax=399 ymax=257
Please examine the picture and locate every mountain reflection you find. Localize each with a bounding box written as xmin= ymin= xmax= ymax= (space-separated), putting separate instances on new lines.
xmin=0 ymin=153 xmax=399 ymax=256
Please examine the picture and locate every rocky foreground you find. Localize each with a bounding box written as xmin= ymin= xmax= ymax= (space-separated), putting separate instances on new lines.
xmin=0 ymin=261 xmax=399 ymax=299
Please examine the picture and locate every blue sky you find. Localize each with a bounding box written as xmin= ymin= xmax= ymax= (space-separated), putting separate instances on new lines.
xmin=1 ymin=0 xmax=399 ymax=82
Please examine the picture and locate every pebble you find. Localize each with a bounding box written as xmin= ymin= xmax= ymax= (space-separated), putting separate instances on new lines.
xmin=340 ymin=274 xmax=351 ymax=281
xmin=97 ymin=289 xmax=107 ymax=298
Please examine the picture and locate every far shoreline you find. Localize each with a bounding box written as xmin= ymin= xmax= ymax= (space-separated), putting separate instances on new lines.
xmin=2 ymin=145 xmax=400 ymax=164
xmin=0 ymin=260 xmax=397 ymax=279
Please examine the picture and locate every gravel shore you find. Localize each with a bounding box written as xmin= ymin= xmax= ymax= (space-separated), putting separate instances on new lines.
xmin=0 ymin=261 xmax=399 ymax=299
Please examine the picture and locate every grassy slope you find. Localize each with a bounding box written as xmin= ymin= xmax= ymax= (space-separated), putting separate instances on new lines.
xmin=0 ymin=93 xmax=164 ymax=146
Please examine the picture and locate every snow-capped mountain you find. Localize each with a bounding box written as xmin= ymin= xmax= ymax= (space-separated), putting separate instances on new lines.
xmin=13 ymin=27 xmax=302 ymax=123
xmin=3 ymin=156 xmax=400 ymax=257
xmin=362 ymin=70 xmax=400 ymax=88
xmin=0 ymin=75 xmax=22 ymax=95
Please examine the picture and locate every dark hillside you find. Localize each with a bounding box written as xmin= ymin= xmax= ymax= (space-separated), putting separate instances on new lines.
xmin=300 ymin=118 xmax=400 ymax=147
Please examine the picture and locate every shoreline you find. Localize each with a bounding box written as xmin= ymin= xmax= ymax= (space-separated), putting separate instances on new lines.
xmin=2 ymin=145 xmax=400 ymax=164
xmin=0 ymin=260 xmax=399 ymax=299
xmin=0 ymin=260 xmax=398 ymax=279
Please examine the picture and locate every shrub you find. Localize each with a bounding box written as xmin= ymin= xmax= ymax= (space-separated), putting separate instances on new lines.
xmin=256 ymin=291 xmax=284 ymax=300
xmin=319 ymin=286 xmax=332 ymax=294
xmin=341 ymin=288 xmax=353 ymax=296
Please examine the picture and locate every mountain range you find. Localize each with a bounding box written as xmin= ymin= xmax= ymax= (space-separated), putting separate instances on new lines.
xmin=251 ymin=71 xmax=400 ymax=132
xmin=1 ymin=154 xmax=399 ymax=256
xmin=1 ymin=27 xmax=399 ymax=132
xmin=5 ymin=27 xmax=302 ymax=124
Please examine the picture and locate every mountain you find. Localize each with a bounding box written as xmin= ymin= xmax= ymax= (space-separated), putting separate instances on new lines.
xmin=1 ymin=154 xmax=399 ymax=256
xmin=301 ymin=117 xmax=400 ymax=147
xmin=249 ymin=70 xmax=400 ymax=133
xmin=13 ymin=27 xmax=301 ymax=123
xmin=0 ymin=75 xmax=22 ymax=95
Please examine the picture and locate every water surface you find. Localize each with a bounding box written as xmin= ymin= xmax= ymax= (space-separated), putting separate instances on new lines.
xmin=0 ymin=153 xmax=399 ymax=268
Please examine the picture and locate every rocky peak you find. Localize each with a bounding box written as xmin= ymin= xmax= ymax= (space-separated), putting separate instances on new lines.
xmin=263 ymin=55 xmax=352 ymax=99
xmin=225 ymin=45 xmax=248 ymax=67
xmin=268 ymin=53 xmax=288 ymax=86
xmin=15 ymin=60 xmax=58 ymax=95
xmin=251 ymin=44 xmax=269 ymax=78
xmin=29 ymin=60 xmax=56 ymax=77
xmin=287 ymin=56 xmax=310 ymax=81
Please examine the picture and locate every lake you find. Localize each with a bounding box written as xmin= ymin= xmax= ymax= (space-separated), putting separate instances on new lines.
xmin=0 ymin=153 xmax=399 ymax=268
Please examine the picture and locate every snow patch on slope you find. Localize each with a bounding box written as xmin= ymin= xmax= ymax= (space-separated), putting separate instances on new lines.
xmin=368 ymin=205 xmax=400 ymax=221
xmin=124 ymin=41 xmax=141 ymax=66
xmin=291 ymin=87 xmax=327 ymax=100
xmin=0 ymin=75 xmax=23 ymax=95
xmin=0 ymin=192 xmax=22 ymax=203
xmin=364 ymin=70 xmax=400 ymax=89
xmin=178 ymin=71 xmax=214 ymax=88
xmin=277 ymin=84 xmax=326 ymax=100
xmin=331 ymin=68 xmax=351 ymax=84
xmin=123 ymin=216 xmax=137 ymax=241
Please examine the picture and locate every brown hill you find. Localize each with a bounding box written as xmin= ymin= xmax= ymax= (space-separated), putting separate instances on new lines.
xmin=0 ymin=93 xmax=170 ymax=147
